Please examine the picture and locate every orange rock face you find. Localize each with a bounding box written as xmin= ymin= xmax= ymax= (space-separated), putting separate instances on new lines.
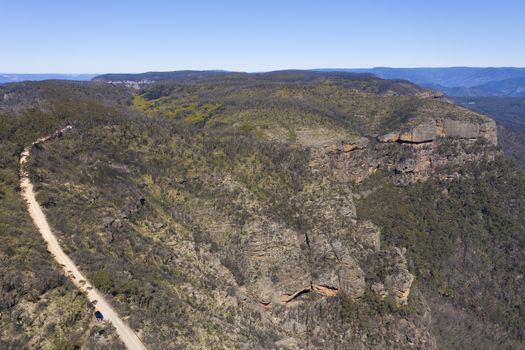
xmin=342 ymin=143 xmax=357 ymax=152
xmin=378 ymin=118 xmax=497 ymax=145
xmin=342 ymin=138 xmax=369 ymax=152
xmin=312 ymin=284 xmax=339 ymax=297
xmin=378 ymin=132 xmax=400 ymax=143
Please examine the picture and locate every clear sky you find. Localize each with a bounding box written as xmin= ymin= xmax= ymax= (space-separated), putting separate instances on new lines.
xmin=1 ymin=0 xmax=524 ymax=73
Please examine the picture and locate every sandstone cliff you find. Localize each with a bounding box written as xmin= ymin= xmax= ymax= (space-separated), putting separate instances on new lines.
xmin=377 ymin=118 xmax=497 ymax=146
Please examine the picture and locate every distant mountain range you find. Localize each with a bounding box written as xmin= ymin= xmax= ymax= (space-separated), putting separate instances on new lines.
xmin=317 ymin=67 xmax=525 ymax=97
xmin=94 ymin=68 xmax=525 ymax=97
xmin=437 ymin=77 xmax=525 ymax=97
xmin=4 ymin=68 xmax=525 ymax=97
xmin=318 ymin=67 xmax=525 ymax=87
xmin=0 ymin=74 xmax=96 ymax=84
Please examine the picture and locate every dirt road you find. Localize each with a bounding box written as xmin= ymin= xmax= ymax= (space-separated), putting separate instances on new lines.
xmin=20 ymin=126 xmax=147 ymax=350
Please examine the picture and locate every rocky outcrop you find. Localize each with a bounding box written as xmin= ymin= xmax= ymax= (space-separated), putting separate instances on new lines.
xmin=366 ymin=248 xmax=415 ymax=306
xmin=209 ymin=166 xmax=435 ymax=348
xmin=328 ymin=115 xmax=499 ymax=185
xmin=350 ymin=220 xmax=381 ymax=252
xmin=338 ymin=256 xmax=366 ymax=299
xmin=400 ymin=121 xmax=437 ymax=143
xmin=98 ymin=79 xmax=153 ymax=89
xmin=416 ymin=90 xmax=445 ymax=99
xmin=342 ymin=137 xmax=369 ymax=153
xmin=378 ymin=118 xmax=497 ymax=146
xmin=442 ymin=118 xmax=498 ymax=145
xmin=378 ymin=132 xmax=401 ymax=143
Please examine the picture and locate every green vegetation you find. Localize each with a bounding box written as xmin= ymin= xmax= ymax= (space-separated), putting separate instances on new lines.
xmin=357 ymin=156 xmax=525 ymax=346
xmin=91 ymin=270 xmax=113 ymax=292
xmin=340 ymin=291 xmax=415 ymax=322
xmin=128 ymin=71 xmax=483 ymax=143
xmin=0 ymin=81 xmax=129 ymax=349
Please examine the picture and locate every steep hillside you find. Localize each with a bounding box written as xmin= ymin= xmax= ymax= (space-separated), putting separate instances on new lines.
xmin=1 ymin=72 xmax=523 ymax=349
xmin=356 ymin=156 xmax=525 ymax=349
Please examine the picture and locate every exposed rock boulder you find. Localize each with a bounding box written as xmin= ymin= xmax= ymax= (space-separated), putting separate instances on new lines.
xmin=386 ymin=267 xmax=414 ymax=305
xmin=342 ymin=137 xmax=369 ymax=153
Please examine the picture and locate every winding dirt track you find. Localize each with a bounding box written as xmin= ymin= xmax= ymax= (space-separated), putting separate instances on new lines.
xmin=20 ymin=127 xmax=147 ymax=350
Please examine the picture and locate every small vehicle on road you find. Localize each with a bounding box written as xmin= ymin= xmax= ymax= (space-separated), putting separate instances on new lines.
xmin=95 ymin=310 xmax=104 ymax=321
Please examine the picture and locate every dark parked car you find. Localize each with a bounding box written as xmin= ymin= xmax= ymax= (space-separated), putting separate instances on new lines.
xmin=95 ymin=310 xmax=104 ymax=321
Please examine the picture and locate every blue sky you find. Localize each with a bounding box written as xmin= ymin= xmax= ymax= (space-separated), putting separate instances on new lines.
xmin=1 ymin=0 xmax=524 ymax=73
